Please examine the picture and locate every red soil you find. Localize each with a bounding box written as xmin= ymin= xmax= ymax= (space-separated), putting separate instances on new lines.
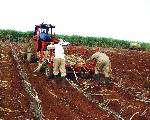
xmin=0 ymin=42 xmax=150 ymax=120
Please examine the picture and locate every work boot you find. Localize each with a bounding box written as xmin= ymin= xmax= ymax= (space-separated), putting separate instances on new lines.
xmin=102 ymin=77 xmax=112 ymax=85
xmin=54 ymin=75 xmax=59 ymax=79
xmin=94 ymin=74 xmax=100 ymax=81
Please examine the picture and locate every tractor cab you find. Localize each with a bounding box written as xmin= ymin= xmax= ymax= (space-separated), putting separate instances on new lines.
xmin=33 ymin=23 xmax=55 ymax=41
xmin=33 ymin=23 xmax=58 ymax=63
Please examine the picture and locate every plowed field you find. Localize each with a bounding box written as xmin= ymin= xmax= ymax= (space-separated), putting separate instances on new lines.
xmin=0 ymin=41 xmax=150 ymax=120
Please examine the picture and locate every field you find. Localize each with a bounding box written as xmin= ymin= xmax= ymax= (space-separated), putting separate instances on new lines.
xmin=0 ymin=41 xmax=150 ymax=120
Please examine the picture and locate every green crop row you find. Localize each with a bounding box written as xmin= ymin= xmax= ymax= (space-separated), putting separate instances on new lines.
xmin=0 ymin=29 xmax=32 ymax=42
xmin=0 ymin=29 xmax=150 ymax=50
xmin=57 ymin=34 xmax=150 ymax=50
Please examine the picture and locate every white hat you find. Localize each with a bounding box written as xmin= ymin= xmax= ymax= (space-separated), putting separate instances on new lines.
xmin=58 ymin=39 xmax=70 ymax=46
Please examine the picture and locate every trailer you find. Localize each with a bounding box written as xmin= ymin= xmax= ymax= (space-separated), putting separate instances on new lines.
xmin=44 ymin=45 xmax=96 ymax=79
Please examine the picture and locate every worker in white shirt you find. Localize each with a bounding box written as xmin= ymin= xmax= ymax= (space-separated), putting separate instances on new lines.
xmin=47 ymin=39 xmax=70 ymax=85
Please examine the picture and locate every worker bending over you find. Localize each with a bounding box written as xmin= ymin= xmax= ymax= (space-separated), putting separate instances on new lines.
xmin=87 ymin=50 xmax=112 ymax=83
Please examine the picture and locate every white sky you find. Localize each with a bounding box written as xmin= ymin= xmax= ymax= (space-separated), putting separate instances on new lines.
xmin=0 ymin=0 xmax=150 ymax=43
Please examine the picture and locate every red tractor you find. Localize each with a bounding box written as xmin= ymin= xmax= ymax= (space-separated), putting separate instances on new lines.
xmin=33 ymin=23 xmax=58 ymax=63
xmin=33 ymin=23 xmax=96 ymax=79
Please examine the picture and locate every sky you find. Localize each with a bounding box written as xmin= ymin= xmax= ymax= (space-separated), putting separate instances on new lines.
xmin=0 ymin=0 xmax=150 ymax=43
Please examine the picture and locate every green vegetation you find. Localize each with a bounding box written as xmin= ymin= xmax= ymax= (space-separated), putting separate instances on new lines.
xmin=59 ymin=34 xmax=130 ymax=48
xmin=0 ymin=29 xmax=150 ymax=50
xmin=0 ymin=29 xmax=32 ymax=42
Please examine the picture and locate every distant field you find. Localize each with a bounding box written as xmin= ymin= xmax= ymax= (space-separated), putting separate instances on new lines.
xmin=0 ymin=29 xmax=150 ymax=50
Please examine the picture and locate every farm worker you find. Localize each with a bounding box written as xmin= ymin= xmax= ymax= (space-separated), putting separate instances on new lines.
xmin=39 ymin=30 xmax=51 ymax=41
xmin=40 ymin=30 xmax=51 ymax=48
xmin=33 ymin=28 xmax=42 ymax=58
xmin=47 ymin=39 xmax=68 ymax=85
xmin=33 ymin=27 xmax=40 ymax=40
xmin=86 ymin=50 xmax=112 ymax=83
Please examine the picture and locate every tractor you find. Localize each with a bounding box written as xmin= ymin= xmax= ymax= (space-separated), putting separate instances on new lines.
xmin=22 ymin=23 xmax=56 ymax=63
xmin=32 ymin=23 xmax=96 ymax=80
xmin=129 ymin=42 xmax=142 ymax=50
xmin=32 ymin=23 xmax=56 ymax=62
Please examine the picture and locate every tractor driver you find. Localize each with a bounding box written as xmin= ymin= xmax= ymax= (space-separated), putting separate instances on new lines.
xmin=38 ymin=30 xmax=52 ymax=58
xmin=86 ymin=49 xmax=112 ymax=84
xmin=39 ymin=30 xmax=51 ymax=41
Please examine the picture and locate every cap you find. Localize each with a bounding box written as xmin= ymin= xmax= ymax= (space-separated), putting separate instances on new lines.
xmin=58 ymin=39 xmax=70 ymax=46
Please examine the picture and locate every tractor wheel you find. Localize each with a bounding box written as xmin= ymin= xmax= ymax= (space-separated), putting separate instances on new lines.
xmin=38 ymin=59 xmax=48 ymax=71
xmin=66 ymin=66 xmax=75 ymax=79
xmin=80 ymin=67 xmax=89 ymax=79
xmin=45 ymin=66 xmax=53 ymax=79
